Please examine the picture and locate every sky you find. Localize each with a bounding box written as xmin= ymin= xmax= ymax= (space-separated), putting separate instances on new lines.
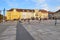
xmin=0 ymin=0 xmax=60 ymax=12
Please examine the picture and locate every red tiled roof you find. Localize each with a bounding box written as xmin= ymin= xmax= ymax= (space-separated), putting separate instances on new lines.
xmin=48 ymin=11 xmax=55 ymax=14
xmin=7 ymin=8 xmax=35 ymax=12
xmin=7 ymin=9 xmax=14 ymax=11
xmin=16 ymin=9 xmax=35 ymax=12
xmin=16 ymin=9 xmax=23 ymax=12
xmin=39 ymin=9 xmax=48 ymax=13
xmin=55 ymin=9 xmax=60 ymax=13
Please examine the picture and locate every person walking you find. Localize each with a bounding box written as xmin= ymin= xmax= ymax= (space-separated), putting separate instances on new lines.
xmin=39 ymin=17 xmax=41 ymax=23
xmin=55 ymin=18 xmax=57 ymax=26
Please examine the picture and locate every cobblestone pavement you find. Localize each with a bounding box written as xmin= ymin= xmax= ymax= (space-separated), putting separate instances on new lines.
xmin=0 ymin=20 xmax=60 ymax=40
xmin=0 ymin=21 xmax=17 ymax=40
xmin=22 ymin=20 xmax=60 ymax=40
xmin=16 ymin=22 xmax=35 ymax=40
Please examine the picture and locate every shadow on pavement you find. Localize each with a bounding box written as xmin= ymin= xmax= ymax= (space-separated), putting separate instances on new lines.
xmin=16 ymin=21 xmax=35 ymax=40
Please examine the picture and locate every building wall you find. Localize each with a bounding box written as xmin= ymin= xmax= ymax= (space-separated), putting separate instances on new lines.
xmin=6 ymin=9 xmax=34 ymax=20
xmin=6 ymin=11 xmax=12 ymax=20
xmin=34 ymin=10 xmax=48 ymax=19
xmin=20 ymin=12 xmax=34 ymax=19
xmin=54 ymin=12 xmax=60 ymax=19
xmin=6 ymin=9 xmax=20 ymax=20
xmin=6 ymin=9 xmax=48 ymax=20
xmin=37 ymin=12 xmax=48 ymax=19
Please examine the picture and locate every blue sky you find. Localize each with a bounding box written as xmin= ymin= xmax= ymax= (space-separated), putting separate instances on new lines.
xmin=0 ymin=0 xmax=60 ymax=12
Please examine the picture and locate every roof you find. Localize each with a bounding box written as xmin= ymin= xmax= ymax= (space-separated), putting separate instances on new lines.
xmin=7 ymin=8 xmax=35 ymax=12
xmin=7 ymin=9 xmax=14 ymax=11
xmin=48 ymin=11 xmax=55 ymax=14
xmin=55 ymin=9 xmax=60 ymax=13
xmin=16 ymin=9 xmax=35 ymax=12
xmin=39 ymin=9 xmax=48 ymax=13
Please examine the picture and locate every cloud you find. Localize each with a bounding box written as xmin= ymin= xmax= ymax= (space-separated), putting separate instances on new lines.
xmin=41 ymin=4 xmax=50 ymax=10
xmin=25 ymin=0 xmax=29 ymax=2
xmin=56 ymin=6 xmax=60 ymax=10
xmin=31 ymin=0 xmax=50 ymax=11
xmin=4 ymin=0 xmax=18 ymax=7
xmin=54 ymin=6 xmax=60 ymax=11
xmin=50 ymin=6 xmax=60 ymax=12
xmin=12 ymin=0 xmax=16 ymax=1
xmin=32 ymin=0 xmax=45 ymax=4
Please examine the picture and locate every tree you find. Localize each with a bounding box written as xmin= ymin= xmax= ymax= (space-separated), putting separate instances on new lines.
xmin=0 ymin=14 xmax=3 ymax=20
xmin=0 ymin=14 xmax=3 ymax=23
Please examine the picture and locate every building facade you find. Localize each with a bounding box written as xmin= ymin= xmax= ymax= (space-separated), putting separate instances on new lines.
xmin=6 ymin=8 xmax=48 ymax=20
xmin=38 ymin=10 xmax=48 ymax=19
xmin=48 ymin=11 xmax=55 ymax=19
xmin=54 ymin=10 xmax=60 ymax=19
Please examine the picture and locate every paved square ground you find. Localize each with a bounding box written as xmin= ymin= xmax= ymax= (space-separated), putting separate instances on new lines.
xmin=22 ymin=20 xmax=60 ymax=40
xmin=0 ymin=21 xmax=17 ymax=40
xmin=0 ymin=20 xmax=60 ymax=40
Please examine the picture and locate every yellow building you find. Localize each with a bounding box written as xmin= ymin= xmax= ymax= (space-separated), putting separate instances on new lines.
xmin=6 ymin=9 xmax=20 ymax=20
xmin=20 ymin=9 xmax=34 ymax=20
xmin=6 ymin=8 xmax=48 ymax=20
xmin=6 ymin=8 xmax=34 ymax=20
xmin=34 ymin=9 xmax=48 ymax=19
xmin=38 ymin=10 xmax=48 ymax=19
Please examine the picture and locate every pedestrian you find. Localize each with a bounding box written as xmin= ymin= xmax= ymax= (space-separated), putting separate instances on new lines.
xmin=19 ymin=20 xmax=22 ymax=23
xmin=55 ymin=18 xmax=57 ymax=26
xmin=39 ymin=17 xmax=41 ymax=23
xmin=28 ymin=19 xmax=30 ymax=24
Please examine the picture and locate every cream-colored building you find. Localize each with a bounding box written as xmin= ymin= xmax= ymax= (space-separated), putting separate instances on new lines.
xmin=38 ymin=10 xmax=48 ymax=19
xmin=6 ymin=8 xmax=34 ymax=20
xmin=6 ymin=8 xmax=48 ymax=20
xmin=6 ymin=9 xmax=20 ymax=20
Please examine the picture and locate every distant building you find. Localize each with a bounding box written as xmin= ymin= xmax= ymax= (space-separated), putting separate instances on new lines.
xmin=38 ymin=10 xmax=48 ymax=19
xmin=48 ymin=11 xmax=55 ymax=19
xmin=6 ymin=8 xmax=49 ymax=20
xmin=54 ymin=10 xmax=60 ymax=19
xmin=6 ymin=8 xmax=34 ymax=20
xmin=32 ymin=9 xmax=48 ymax=20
